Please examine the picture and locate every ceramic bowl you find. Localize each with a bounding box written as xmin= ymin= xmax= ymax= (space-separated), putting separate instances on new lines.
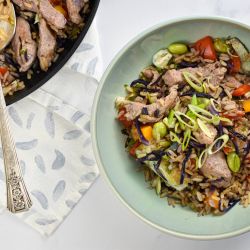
xmin=91 ymin=16 xmax=250 ymax=240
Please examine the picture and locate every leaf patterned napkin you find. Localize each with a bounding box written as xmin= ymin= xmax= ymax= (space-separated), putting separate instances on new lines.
xmin=0 ymin=20 xmax=102 ymax=236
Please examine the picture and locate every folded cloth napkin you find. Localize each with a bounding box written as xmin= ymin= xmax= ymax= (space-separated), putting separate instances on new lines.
xmin=0 ymin=20 xmax=102 ymax=236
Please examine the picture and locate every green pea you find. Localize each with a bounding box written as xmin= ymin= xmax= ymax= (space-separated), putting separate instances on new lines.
xmin=168 ymin=43 xmax=188 ymax=55
xmin=152 ymin=122 xmax=167 ymax=140
xmin=214 ymin=39 xmax=228 ymax=53
xmin=227 ymin=152 xmax=241 ymax=173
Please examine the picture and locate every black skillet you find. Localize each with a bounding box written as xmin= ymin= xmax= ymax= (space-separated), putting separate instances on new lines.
xmin=6 ymin=0 xmax=100 ymax=105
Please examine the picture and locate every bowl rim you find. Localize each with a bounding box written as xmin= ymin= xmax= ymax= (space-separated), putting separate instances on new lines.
xmin=91 ymin=15 xmax=250 ymax=240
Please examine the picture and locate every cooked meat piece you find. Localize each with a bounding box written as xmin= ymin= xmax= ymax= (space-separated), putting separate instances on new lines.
xmin=200 ymin=152 xmax=232 ymax=188
xmin=142 ymin=67 xmax=160 ymax=84
xmin=12 ymin=0 xmax=38 ymax=12
xmin=162 ymin=63 xmax=227 ymax=87
xmin=66 ymin=0 xmax=85 ymax=24
xmin=162 ymin=69 xmax=183 ymax=87
xmin=221 ymin=99 xmax=238 ymax=111
xmin=115 ymin=85 xmax=178 ymax=123
xmin=11 ymin=17 xmax=37 ymax=72
xmin=39 ymin=0 xmax=67 ymax=30
xmin=223 ymin=75 xmax=242 ymax=88
xmin=193 ymin=124 xmax=217 ymax=145
xmin=162 ymin=67 xmax=200 ymax=87
xmin=38 ymin=19 xmax=56 ymax=71
xmin=200 ymin=62 xmax=227 ymax=86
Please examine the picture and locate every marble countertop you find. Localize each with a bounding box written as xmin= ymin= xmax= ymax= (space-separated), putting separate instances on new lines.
xmin=2 ymin=0 xmax=250 ymax=249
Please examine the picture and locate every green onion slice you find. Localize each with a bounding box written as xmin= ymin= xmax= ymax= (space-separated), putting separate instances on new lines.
xmin=163 ymin=109 xmax=176 ymax=128
xmin=210 ymin=99 xmax=221 ymax=112
xmin=207 ymin=134 xmax=229 ymax=155
xmin=170 ymin=131 xmax=181 ymax=143
xmin=174 ymin=111 xmax=197 ymax=129
xmin=198 ymin=149 xmax=208 ymax=168
xmin=188 ymin=104 xmax=214 ymax=123
xmin=183 ymin=71 xmax=204 ymax=93
xmin=191 ymin=94 xmax=198 ymax=105
xmin=197 ymin=118 xmax=213 ymax=138
xmin=182 ymin=129 xmax=191 ymax=151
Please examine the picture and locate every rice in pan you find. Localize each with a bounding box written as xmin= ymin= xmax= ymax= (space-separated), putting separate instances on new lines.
xmin=0 ymin=0 xmax=90 ymax=96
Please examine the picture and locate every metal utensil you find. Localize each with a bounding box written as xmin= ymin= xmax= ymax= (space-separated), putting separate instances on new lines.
xmin=0 ymin=2 xmax=32 ymax=213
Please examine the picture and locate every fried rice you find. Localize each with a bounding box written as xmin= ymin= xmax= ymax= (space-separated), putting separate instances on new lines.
xmin=115 ymin=36 xmax=250 ymax=215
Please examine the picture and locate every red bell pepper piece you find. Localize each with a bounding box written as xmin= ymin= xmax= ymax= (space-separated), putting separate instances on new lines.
xmin=232 ymin=84 xmax=250 ymax=97
xmin=0 ymin=66 xmax=8 ymax=76
xmin=230 ymin=56 xmax=241 ymax=74
xmin=117 ymin=108 xmax=133 ymax=128
xmin=129 ymin=141 xmax=141 ymax=157
xmin=222 ymin=110 xmax=245 ymax=119
xmin=194 ymin=36 xmax=217 ymax=61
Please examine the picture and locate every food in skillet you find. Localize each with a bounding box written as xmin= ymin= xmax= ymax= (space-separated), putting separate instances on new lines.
xmin=115 ymin=36 xmax=250 ymax=215
xmin=0 ymin=0 xmax=90 ymax=96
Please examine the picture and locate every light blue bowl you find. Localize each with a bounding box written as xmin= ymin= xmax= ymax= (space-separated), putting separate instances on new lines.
xmin=91 ymin=16 xmax=250 ymax=240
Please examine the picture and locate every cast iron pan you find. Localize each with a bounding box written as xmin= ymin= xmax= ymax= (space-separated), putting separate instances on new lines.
xmin=6 ymin=0 xmax=100 ymax=105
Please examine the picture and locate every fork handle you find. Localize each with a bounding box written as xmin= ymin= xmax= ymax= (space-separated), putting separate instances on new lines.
xmin=0 ymin=87 xmax=32 ymax=213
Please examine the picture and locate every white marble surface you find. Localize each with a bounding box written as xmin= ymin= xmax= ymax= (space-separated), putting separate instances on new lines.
xmin=2 ymin=0 xmax=250 ymax=249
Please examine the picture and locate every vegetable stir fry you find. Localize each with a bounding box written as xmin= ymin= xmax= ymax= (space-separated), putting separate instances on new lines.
xmin=115 ymin=36 xmax=250 ymax=215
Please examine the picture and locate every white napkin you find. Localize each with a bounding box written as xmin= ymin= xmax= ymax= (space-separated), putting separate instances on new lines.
xmin=0 ymin=20 xmax=101 ymax=236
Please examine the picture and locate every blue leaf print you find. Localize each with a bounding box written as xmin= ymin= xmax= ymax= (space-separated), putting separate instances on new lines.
xmin=16 ymin=139 xmax=38 ymax=150
xmin=71 ymin=62 xmax=80 ymax=71
xmin=71 ymin=111 xmax=84 ymax=123
xmin=45 ymin=112 xmax=55 ymax=138
xmin=79 ymin=172 xmax=97 ymax=183
xmin=78 ymin=188 xmax=87 ymax=195
xmin=83 ymin=137 xmax=91 ymax=148
xmin=77 ymin=42 xmax=94 ymax=52
xmin=63 ymin=130 xmax=82 ymax=140
xmin=0 ymin=169 xmax=4 ymax=181
xmin=53 ymin=180 xmax=66 ymax=202
xmin=80 ymin=155 xmax=95 ymax=166
xmin=52 ymin=150 xmax=65 ymax=169
xmin=31 ymin=190 xmax=48 ymax=209
xmin=87 ymin=57 xmax=98 ymax=75
xmin=84 ymin=121 xmax=90 ymax=133
xmin=65 ymin=200 xmax=76 ymax=209
xmin=35 ymin=218 xmax=57 ymax=225
xmin=35 ymin=155 xmax=46 ymax=174
xmin=8 ymin=106 xmax=23 ymax=127
xmin=26 ymin=112 xmax=35 ymax=129
xmin=20 ymin=160 xmax=26 ymax=175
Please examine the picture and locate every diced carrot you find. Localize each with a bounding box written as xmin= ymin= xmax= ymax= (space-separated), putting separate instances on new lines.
xmin=205 ymin=193 xmax=220 ymax=209
xmin=223 ymin=146 xmax=233 ymax=155
xmin=49 ymin=0 xmax=61 ymax=5
xmin=54 ymin=5 xmax=67 ymax=17
xmin=194 ymin=36 xmax=217 ymax=61
xmin=131 ymin=124 xmax=153 ymax=142
xmin=129 ymin=141 xmax=141 ymax=157
xmin=140 ymin=125 xmax=153 ymax=141
xmin=232 ymin=84 xmax=250 ymax=96
xmin=230 ymin=56 xmax=241 ymax=74
xmin=243 ymin=99 xmax=250 ymax=113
